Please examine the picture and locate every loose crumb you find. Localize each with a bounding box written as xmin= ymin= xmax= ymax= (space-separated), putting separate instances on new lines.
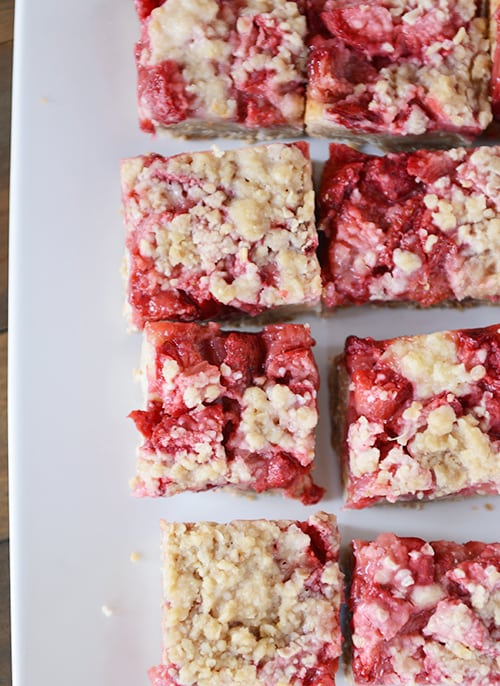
xmin=101 ymin=605 xmax=114 ymax=618
xmin=40 ymin=96 xmax=48 ymax=104
xmin=484 ymin=502 xmax=494 ymax=511
xmin=130 ymin=551 xmax=141 ymax=562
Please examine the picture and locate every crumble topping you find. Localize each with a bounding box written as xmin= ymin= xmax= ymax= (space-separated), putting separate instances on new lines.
xmin=347 ymin=417 xmax=384 ymax=479
xmin=237 ymin=384 xmax=317 ymax=461
xmin=121 ymin=143 xmax=321 ymax=328
xmin=371 ymin=18 xmax=490 ymax=134
xmin=150 ymin=513 xmax=342 ymax=686
xmin=410 ymin=410 xmax=498 ymax=493
xmin=450 ymin=562 xmax=500 ymax=626
xmin=383 ymin=332 xmax=486 ymax=399
xmin=392 ymin=248 xmax=422 ymax=274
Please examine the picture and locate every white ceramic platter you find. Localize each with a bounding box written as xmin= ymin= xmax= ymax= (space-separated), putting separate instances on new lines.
xmin=8 ymin=1 xmax=500 ymax=684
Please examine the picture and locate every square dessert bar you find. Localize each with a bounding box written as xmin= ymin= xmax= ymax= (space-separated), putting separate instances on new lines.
xmin=121 ymin=142 xmax=321 ymax=330
xmin=333 ymin=323 xmax=500 ymax=509
xmin=305 ymin=0 xmax=492 ymax=147
xmin=350 ymin=533 xmax=500 ymax=686
xmin=319 ymin=143 xmax=500 ymax=309
xmin=149 ymin=512 xmax=343 ymax=686
xmin=130 ymin=321 xmax=324 ymax=504
xmin=134 ymin=0 xmax=308 ymax=138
